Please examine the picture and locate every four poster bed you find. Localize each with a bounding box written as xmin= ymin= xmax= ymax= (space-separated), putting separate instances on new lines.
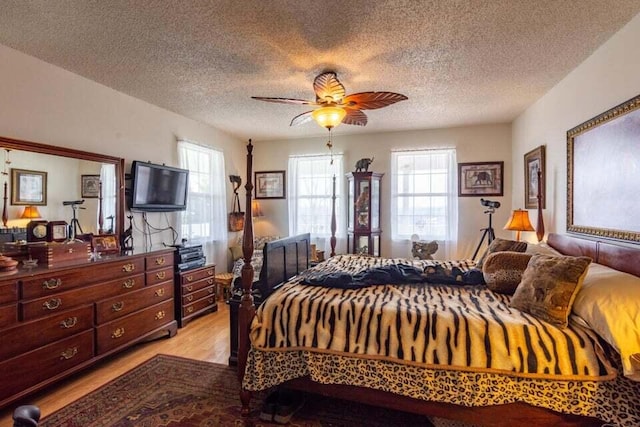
xmin=236 ymin=141 xmax=640 ymax=426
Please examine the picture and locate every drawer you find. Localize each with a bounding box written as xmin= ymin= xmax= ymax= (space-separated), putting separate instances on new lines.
xmin=0 ymin=330 xmax=94 ymax=402
xmin=21 ymin=257 xmax=145 ymax=299
xmin=0 ymin=305 xmax=93 ymax=360
xmin=20 ymin=274 xmax=145 ymax=321
xmin=182 ymin=284 xmax=215 ymax=305
xmin=182 ymin=294 xmax=216 ymax=317
xmin=145 ymin=252 xmax=174 ymax=270
xmin=180 ymin=266 xmax=215 ymax=285
xmin=146 ymin=267 xmax=174 ymax=286
xmin=96 ymin=299 xmax=174 ymax=355
xmin=0 ymin=281 xmax=17 ymax=304
xmin=96 ymin=281 xmax=174 ymax=324
xmin=0 ymin=303 xmax=17 ymax=329
xmin=182 ymin=276 xmax=215 ymax=294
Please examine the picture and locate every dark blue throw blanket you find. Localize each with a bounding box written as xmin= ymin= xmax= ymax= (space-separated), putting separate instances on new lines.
xmin=301 ymin=263 xmax=484 ymax=289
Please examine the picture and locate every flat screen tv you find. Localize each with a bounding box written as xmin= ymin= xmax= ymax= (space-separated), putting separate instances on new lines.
xmin=130 ymin=161 xmax=189 ymax=212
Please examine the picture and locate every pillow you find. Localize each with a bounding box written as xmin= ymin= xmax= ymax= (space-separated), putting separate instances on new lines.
xmin=254 ymin=235 xmax=280 ymax=250
xmin=476 ymin=238 xmax=527 ymax=269
xmin=229 ymin=245 xmax=243 ymax=261
xmin=572 ymin=262 xmax=640 ymax=380
xmin=510 ymin=254 xmax=591 ymax=328
xmin=525 ymin=241 xmax=563 ymax=257
xmin=482 ymin=251 xmax=533 ymax=294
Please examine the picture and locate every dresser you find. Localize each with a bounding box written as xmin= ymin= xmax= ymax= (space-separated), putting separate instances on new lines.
xmin=0 ymin=248 xmax=177 ymax=410
xmin=175 ymin=264 xmax=217 ymax=327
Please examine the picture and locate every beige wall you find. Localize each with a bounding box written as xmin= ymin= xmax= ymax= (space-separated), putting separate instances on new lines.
xmin=512 ymin=12 xmax=640 ymax=241
xmin=252 ymin=124 xmax=512 ymax=259
xmin=0 ymin=44 xmax=245 ymax=267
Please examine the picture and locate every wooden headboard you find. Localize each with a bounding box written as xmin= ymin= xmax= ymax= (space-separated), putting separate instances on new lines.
xmin=548 ymin=232 xmax=640 ymax=277
xmin=256 ymin=233 xmax=311 ymax=297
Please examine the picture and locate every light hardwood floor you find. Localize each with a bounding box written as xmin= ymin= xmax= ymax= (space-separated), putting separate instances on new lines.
xmin=0 ymin=304 xmax=231 ymax=425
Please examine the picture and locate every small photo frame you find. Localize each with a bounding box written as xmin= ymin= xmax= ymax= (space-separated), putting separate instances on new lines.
xmin=91 ymin=233 xmax=120 ymax=254
xmin=524 ymin=145 xmax=545 ymax=209
xmin=458 ymin=161 xmax=504 ymax=197
xmin=81 ymin=175 xmax=101 ymax=198
xmin=255 ymin=170 xmax=286 ymax=199
xmin=11 ymin=168 xmax=47 ymax=206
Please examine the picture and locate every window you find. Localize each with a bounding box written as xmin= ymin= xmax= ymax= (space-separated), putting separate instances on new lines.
xmin=391 ymin=149 xmax=458 ymax=255
xmin=288 ymin=154 xmax=344 ymax=248
xmin=178 ymin=140 xmax=227 ymax=267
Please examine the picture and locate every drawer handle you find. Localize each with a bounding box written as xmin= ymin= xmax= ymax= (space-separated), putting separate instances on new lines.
xmin=43 ymin=298 xmax=62 ymax=311
xmin=207 ymin=270 xmax=214 ymax=276
xmin=186 ymin=285 xmax=193 ymax=292
xmin=111 ymin=301 xmax=124 ymax=312
xmin=187 ymin=306 xmax=194 ymax=313
xmin=155 ymin=257 xmax=166 ymax=265
xmin=186 ymin=275 xmax=193 ymax=282
xmin=42 ymin=278 xmax=62 ymax=290
xmin=122 ymin=263 xmax=135 ymax=273
xmin=60 ymin=347 xmax=78 ymax=360
xmin=186 ymin=295 xmax=193 ymax=302
xmin=60 ymin=317 xmax=78 ymax=329
xmin=208 ymin=288 xmax=214 ymax=294
xmin=122 ymin=278 xmax=135 ymax=289
xmin=155 ymin=288 xmax=165 ymax=297
xmin=155 ymin=310 xmax=165 ymax=320
xmin=111 ymin=327 xmax=125 ymax=339
xmin=208 ymin=298 xmax=214 ymax=303
xmin=67 ymin=247 xmax=74 ymax=254
xmin=156 ymin=271 xmax=166 ymax=280
xmin=207 ymin=278 xmax=214 ymax=285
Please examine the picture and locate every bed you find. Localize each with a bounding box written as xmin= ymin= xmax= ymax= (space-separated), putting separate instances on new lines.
xmin=235 ymin=141 xmax=640 ymax=426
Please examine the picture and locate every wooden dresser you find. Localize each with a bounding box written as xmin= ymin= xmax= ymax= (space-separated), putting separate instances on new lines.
xmin=175 ymin=264 xmax=216 ymax=327
xmin=0 ymin=248 xmax=177 ymax=410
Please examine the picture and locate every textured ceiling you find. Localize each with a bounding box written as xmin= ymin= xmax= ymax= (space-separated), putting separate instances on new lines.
xmin=0 ymin=1 xmax=639 ymax=141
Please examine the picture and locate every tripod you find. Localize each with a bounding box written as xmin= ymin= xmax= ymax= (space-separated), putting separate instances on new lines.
xmin=472 ymin=208 xmax=496 ymax=260
xmin=68 ymin=204 xmax=85 ymax=239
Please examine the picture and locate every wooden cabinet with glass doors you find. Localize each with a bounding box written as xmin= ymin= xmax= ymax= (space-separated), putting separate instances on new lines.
xmin=347 ymin=172 xmax=383 ymax=256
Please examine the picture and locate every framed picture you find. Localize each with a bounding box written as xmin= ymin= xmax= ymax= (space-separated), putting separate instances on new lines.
xmin=524 ymin=145 xmax=545 ymax=209
xmin=567 ymin=93 xmax=640 ymax=243
xmin=91 ymin=233 xmax=120 ymax=254
xmin=11 ymin=168 xmax=47 ymax=206
xmin=458 ymin=161 xmax=504 ymax=197
xmin=81 ymin=175 xmax=101 ymax=198
xmin=255 ymin=170 xmax=286 ymax=199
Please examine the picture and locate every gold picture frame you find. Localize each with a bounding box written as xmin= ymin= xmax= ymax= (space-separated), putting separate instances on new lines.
xmin=11 ymin=168 xmax=47 ymax=206
xmin=458 ymin=162 xmax=504 ymax=197
xmin=254 ymin=170 xmax=286 ymax=199
xmin=524 ymin=145 xmax=545 ymax=209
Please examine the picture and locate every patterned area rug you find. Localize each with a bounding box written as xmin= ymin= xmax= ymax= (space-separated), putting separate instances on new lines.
xmin=40 ymin=354 xmax=434 ymax=426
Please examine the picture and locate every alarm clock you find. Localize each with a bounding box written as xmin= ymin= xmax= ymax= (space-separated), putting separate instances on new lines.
xmin=47 ymin=221 xmax=69 ymax=242
xmin=26 ymin=220 xmax=49 ymax=242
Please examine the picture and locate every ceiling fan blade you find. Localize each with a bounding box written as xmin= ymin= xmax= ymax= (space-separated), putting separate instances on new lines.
xmin=313 ymin=72 xmax=346 ymax=103
xmin=342 ymin=92 xmax=408 ymax=110
xmin=251 ymin=96 xmax=317 ymax=106
xmin=342 ymin=109 xmax=368 ymax=126
xmin=290 ymin=111 xmax=315 ymax=127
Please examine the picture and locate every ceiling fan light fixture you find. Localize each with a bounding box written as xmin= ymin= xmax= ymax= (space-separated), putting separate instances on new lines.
xmin=312 ymin=106 xmax=346 ymax=130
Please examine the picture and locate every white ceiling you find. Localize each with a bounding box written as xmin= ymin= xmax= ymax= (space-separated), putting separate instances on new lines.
xmin=0 ymin=1 xmax=639 ymax=142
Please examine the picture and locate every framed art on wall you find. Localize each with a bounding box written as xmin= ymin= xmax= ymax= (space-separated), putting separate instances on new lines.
xmin=11 ymin=168 xmax=47 ymax=206
xmin=524 ymin=145 xmax=545 ymax=209
xmin=81 ymin=175 xmax=101 ymax=198
xmin=458 ymin=161 xmax=504 ymax=197
xmin=255 ymin=170 xmax=286 ymax=199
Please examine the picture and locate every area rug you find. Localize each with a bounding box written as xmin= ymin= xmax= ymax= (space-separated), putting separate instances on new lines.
xmin=41 ymin=354 xmax=433 ymax=426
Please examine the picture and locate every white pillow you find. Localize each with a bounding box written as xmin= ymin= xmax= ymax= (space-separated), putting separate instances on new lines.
xmin=525 ymin=241 xmax=563 ymax=257
xmin=572 ymin=262 xmax=640 ymax=380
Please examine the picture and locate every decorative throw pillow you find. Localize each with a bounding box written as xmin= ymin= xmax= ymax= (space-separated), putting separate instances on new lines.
xmin=229 ymin=245 xmax=243 ymax=261
xmin=482 ymin=251 xmax=533 ymax=294
xmin=510 ymin=254 xmax=592 ymax=328
xmin=476 ymin=238 xmax=528 ymax=269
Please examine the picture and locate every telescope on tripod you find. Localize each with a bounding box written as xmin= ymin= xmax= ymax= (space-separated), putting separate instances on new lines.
xmin=472 ymin=199 xmax=501 ymax=260
xmin=63 ymin=199 xmax=85 ymax=240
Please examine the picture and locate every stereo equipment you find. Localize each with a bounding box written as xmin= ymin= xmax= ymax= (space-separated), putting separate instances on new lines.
xmin=173 ymin=244 xmax=206 ymax=272
xmin=177 ymin=257 xmax=206 ymax=272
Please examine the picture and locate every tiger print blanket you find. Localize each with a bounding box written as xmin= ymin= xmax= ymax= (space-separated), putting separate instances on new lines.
xmin=249 ymin=255 xmax=615 ymax=380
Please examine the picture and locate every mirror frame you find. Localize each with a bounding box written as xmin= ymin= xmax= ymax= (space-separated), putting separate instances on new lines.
xmin=0 ymin=135 xmax=125 ymax=240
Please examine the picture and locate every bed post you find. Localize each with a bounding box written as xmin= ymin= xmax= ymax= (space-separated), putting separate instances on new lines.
xmin=330 ymin=174 xmax=337 ymax=257
xmin=536 ymin=168 xmax=545 ymax=242
xmin=238 ymin=139 xmax=255 ymax=416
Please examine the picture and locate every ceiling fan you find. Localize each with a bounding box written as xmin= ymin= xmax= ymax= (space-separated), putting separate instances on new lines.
xmin=252 ymin=71 xmax=408 ymax=130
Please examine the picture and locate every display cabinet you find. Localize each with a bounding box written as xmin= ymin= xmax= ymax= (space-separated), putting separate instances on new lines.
xmin=347 ymin=172 xmax=383 ymax=256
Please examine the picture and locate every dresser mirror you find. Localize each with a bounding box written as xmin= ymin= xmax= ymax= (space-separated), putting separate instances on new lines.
xmin=0 ymin=135 xmax=125 ymax=241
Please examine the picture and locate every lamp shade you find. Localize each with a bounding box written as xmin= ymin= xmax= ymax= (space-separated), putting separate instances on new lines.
xmin=21 ymin=205 xmax=42 ymax=219
xmin=311 ymin=106 xmax=346 ymax=129
xmin=251 ymin=200 xmax=264 ymax=218
xmin=504 ymin=209 xmax=535 ymax=241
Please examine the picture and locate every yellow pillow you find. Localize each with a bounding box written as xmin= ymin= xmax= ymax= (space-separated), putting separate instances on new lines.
xmin=229 ymin=245 xmax=243 ymax=261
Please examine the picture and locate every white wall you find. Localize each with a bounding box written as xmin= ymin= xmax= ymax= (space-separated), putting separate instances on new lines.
xmin=512 ymin=12 xmax=640 ymax=240
xmin=253 ymin=124 xmax=512 ymax=259
xmin=0 ymin=44 xmax=246 ymax=269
